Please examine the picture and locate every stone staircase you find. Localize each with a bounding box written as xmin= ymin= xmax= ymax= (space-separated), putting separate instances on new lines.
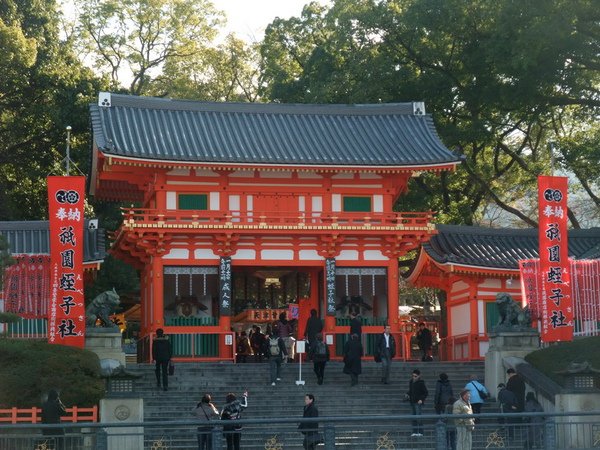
xmin=128 ymin=359 xmax=506 ymax=449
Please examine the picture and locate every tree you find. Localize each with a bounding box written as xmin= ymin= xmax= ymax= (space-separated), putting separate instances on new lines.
xmin=260 ymin=0 xmax=600 ymax=226
xmin=0 ymin=0 xmax=104 ymax=221
xmin=0 ymin=236 xmax=15 ymax=291
xmin=76 ymin=0 xmax=223 ymax=95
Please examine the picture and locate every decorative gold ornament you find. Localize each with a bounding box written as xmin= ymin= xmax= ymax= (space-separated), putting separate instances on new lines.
xmin=151 ymin=437 xmax=169 ymax=450
xmin=264 ymin=435 xmax=283 ymax=450
xmin=376 ymin=432 xmax=396 ymax=450
xmin=485 ymin=429 xmax=506 ymax=448
xmin=34 ymin=441 xmax=50 ymax=450
xmin=593 ymin=428 xmax=600 ymax=446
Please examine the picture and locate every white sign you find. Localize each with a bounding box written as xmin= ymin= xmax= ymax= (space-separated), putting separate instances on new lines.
xmin=296 ymin=340 xmax=306 ymax=354
xmin=325 ymin=334 xmax=334 ymax=345
xmin=225 ymin=334 xmax=233 ymax=346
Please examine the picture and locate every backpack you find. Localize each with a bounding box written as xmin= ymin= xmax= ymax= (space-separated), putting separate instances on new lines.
xmin=269 ymin=338 xmax=280 ymax=356
xmin=315 ymin=342 xmax=327 ymax=356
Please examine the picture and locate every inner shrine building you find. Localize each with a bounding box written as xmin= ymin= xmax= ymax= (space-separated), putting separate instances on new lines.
xmin=89 ymin=92 xmax=461 ymax=361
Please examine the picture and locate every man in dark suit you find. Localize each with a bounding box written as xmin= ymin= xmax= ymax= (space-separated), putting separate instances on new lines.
xmin=376 ymin=325 xmax=396 ymax=384
xmin=152 ymin=328 xmax=172 ymax=391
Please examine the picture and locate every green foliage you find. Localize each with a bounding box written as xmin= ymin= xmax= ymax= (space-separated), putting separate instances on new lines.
xmin=85 ymin=255 xmax=140 ymax=302
xmin=0 ymin=312 xmax=21 ymax=324
xmin=0 ymin=235 xmax=15 ymax=291
xmin=0 ymin=340 xmax=104 ymax=407
xmin=525 ymin=336 xmax=600 ymax=387
xmin=260 ymin=0 xmax=600 ymax=226
xmin=0 ymin=0 xmax=105 ymax=221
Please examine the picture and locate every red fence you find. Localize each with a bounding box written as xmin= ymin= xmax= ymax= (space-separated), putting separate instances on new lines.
xmin=0 ymin=406 xmax=98 ymax=424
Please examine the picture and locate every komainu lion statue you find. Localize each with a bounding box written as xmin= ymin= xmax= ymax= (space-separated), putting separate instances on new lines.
xmin=495 ymin=292 xmax=532 ymax=330
xmin=86 ymin=288 xmax=120 ymax=328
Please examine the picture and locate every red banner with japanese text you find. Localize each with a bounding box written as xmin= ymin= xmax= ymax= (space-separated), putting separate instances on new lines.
xmin=47 ymin=176 xmax=86 ymax=347
xmin=538 ymin=175 xmax=573 ymax=342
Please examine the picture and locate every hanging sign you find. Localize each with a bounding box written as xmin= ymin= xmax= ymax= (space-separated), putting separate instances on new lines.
xmin=219 ymin=256 xmax=232 ymax=316
xmin=47 ymin=176 xmax=86 ymax=347
xmin=325 ymin=258 xmax=336 ymax=316
xmin=538 ymin=175 xmax=573 ymax=342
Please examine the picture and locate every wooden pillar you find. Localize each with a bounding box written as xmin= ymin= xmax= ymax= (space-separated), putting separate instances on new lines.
xmin=151 ymin=255 xmax=164 ymax=330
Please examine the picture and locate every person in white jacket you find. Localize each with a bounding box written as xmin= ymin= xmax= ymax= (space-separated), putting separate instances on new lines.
xmin=453 ymin=389 xmax=475 ymax=450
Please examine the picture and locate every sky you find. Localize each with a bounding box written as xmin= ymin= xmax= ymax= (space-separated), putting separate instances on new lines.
xmin=213 ymin=0 xmax=321 ymax=42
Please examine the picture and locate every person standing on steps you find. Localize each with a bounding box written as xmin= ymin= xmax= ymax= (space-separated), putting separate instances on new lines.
xmin=267 ymin=330 xmax=288 ymax=386
xmin=152 ymin=328 xmax=172 ymax=391
xmin=375 ymin=325 xmax=396 ymax=384
xmin=311 ymin=333 xmax=329 ymax=385
xmin=192 ymin=393 xmax=219 ymax=450
xmin=416 ymin=322 xmax=433 ymax=361
xmin=407 ymin=368 xmax=428 ymax=436
xmin=497 ymin=383 xmax=518 ymax=438
xmin=506 ymin=368 xmax=526 ymax=412
xmin=434 ymin=372 xmax=454 ymax=414
xmin=298 ymin=394 xmax=320 ymax=450
xmin=349 ymin=310 xmax=362 ymax=338
xmin=41 ymin=389 xmax=67 ymax=449
xmin=221 ymin=391 xmax=248 ymax=450
xmin=465 ymin=374 xmax=489 ymax=422
xmin=277 ymin=312 xmax=295 ymax=361
xmin=453 ymin=389 xmax=475 ymax=450
xmin=343 ymin=333 xmax=363 ymax=386
xmin=304 ymin=309 xmax=323 ymax=355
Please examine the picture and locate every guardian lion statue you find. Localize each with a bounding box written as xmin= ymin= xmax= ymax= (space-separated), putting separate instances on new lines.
xmin=86 ymin=288 xmax=120 ymax=328
xmin=495 ymin=292 xmax=532 ymax=330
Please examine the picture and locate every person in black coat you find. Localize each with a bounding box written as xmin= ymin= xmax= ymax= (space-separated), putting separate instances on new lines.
xmin=434 ymin=373 xmax=454 ymax=414
xmin=416 ymin=322 xmax=433 ymax=361
xmin=506 ymin=368 xmax=526 ymax=412
xmin=375 ymin=325 xmax=396 ymax=384
xmin=497 ymin=382 xmax=518 ymax=438
xmin=349 ymin=311 xmax=362 ymax=338
xmin=343 ymin=333 xmax=363 ymax=386
xmin=311 ymin=333 xmax=330 ymax=385
xmin=304 ymin=309 xmax=323 ymax=354
xmin=298 ymin=394 xmax=320 ymax=450
xmin=153 ymin=328 xmax=172 ymax=391
xmin=407 ymin=369 xmax=428 ymax=436
xmin=41 ymin=390 xmax=66 ymax=437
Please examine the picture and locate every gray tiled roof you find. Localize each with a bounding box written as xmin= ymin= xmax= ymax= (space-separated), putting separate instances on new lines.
xmin=90 ymin=93 xmax=462 ymax=167
xmin=0 ymin=221 xmax=106 ymax=263
xmin=424 ymin=225 xmax=600 ymax=270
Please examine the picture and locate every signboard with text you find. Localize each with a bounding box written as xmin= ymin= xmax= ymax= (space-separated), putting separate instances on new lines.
xmin=47 ymin=176 xmax=86 ymax=347
xmin=538 ymin=175 xmax=573 ymax=342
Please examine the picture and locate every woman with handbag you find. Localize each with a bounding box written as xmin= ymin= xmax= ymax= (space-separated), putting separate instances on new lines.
xmin=298 ymin=394 xmax=321 ymax=450
xmin=192 ymin=394 xmax=219 ymax=450
xmin=464 ymin=374 xmax=489 ymax=422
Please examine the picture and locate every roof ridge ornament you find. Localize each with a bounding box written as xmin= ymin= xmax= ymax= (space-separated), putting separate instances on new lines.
xmin=99 ymin=92 xmax=111 ymax=108
xmin=413 ymin=102 xmax=425 ymax=115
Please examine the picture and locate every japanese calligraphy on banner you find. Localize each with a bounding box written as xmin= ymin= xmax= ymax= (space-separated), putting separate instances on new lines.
xmin=47 ymin=176 xmax=86 ymax=347
xmin=219 ymin=256 xmax=232 ymax=316
xmin=519 ymin=259 xmax=541 ymax=319
xmin=538 ymin=175 xmax=573 ymax=342
xmin=325 ymin=258 xmax=336 ymax=316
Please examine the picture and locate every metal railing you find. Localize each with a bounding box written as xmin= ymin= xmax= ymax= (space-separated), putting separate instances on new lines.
xmin=2 ymin=411 xmax=599 ymax=450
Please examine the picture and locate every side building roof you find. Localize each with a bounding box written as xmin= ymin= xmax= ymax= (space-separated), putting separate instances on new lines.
xmin=0 ymin=220 xmax=106 ymax=264
xmin=90 ymin=93 xmax=462 ymax=168
xmin=423 ymin=225 xmax=600 ymax=271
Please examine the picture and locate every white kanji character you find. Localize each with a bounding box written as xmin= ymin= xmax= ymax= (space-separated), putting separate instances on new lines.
xmin=55 ymin=208 xmax=67 ymax=220
xmin=67 ymin=208 xmax=81 ymax=221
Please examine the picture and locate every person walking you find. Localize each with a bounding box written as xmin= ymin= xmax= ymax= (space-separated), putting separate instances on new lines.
xmin=506 ymin=368 xmax=526 ymax=412
xmin=221 ymin=391 xmax=248 ymax=450
xmin=249 ymin=325 xmax=266 ymax=362
xmin=434 ymin=373 xmax=454 ymax=414
xmin=298 ymin=394 xmax=320 ymax=450
xmin=349 ymin=310 xmax=362 ymax=338
xmin=445 ymin=396 xmax=457 ymax=450
xmin=453 ymin=389 xmax=475 ymax=450
xmin=343 ymin=333 xmax=363 ymax=386
xmin=304 ymin=309 xmax=323 ymax=355
xmin=277 ymin=312 xmax=295 ymax=360
xmin=375 ymin=325 xmax=396 ymax=384
xmin=465 ymin=374 xmax=489 ymax=421
xmin=497 ymin=383 xmax=518 ymax=438
xmin=311 ymin=333 xmax=329 ymax=385
xmin=267 ymin=331 xmax=288 ymax=386
xmin=41 ymin=389 xmax=67 ymax=449
xmin=152 ymin=328 xmax=172 ymax=391
xmin=192 ymin=393 xmax=219 ymax=450
xmin=524 ymin=392 xmax=544 ymax=449
xmin=416 ymin=322 xmax=433 ymax=361
xmin=407 ymin=369 xmax=428 ymax=436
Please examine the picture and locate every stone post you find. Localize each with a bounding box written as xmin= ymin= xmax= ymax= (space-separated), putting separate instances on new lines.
xmin=99 ymin=398 xmax=143 ymax=450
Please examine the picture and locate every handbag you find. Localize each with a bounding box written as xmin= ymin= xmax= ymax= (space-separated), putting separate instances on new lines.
xmin=470 ymin=381 xmax=488 ymax=400
xmin=168 ymin=361 xmax=175 ymax=376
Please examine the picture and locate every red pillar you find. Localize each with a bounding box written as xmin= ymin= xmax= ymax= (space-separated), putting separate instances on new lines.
xmin=151 ymin=255 xmax=164 ymax=331
xmin=387 ymin=260 xmax=399 ymax=333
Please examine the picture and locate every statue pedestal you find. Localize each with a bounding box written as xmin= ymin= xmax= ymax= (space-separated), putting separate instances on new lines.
xmin=485 ymin=329 xmax=539 ymax=397
xmin=100 ymin=398 xmax=144 ymax=450
xmin=86 ymin=329 xmax=126 ymax=366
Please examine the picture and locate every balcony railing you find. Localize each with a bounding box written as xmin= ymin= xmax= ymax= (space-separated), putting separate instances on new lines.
xmin=119 ymin=208 xmax=434 ymax=231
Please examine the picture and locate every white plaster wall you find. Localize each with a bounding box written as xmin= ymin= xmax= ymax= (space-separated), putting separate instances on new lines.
xmin=452 ymin=280 xmax=470 ymax=292
xmin=163 ymin=248 xmax=189 ymax=259
xmin=478 ymin=299 xmax=485 ymax=335
xmin=194 ymin=249 xmax=219 ymax=260
xmin=229 ymin=170 xmax=254 ymax=178
xmin=229 ymin=195 xmax=240 ymax=210
xmin=261 ymin=249 xmax=294 ymax=260
xmin=299 ymin=196 xmax=305 ymax=212
xmin=299 ymin=250 xmax=323 ymax=260
xmin=373 ymin=195 xmax=383 ymax=212
xmin=337 ymin=250 xmax=359 ymax=260
xmin=194 ymin=169 xmax=218 ymax=177
xmin=298 ymin=172 xmax=322 ymax=179
xmin=450 ymin=303 xmax=471 ymax=335
xmin=363 ymin=250 xmax=387 ymax=260
xmin=232 ymin=249 xmax=256 ymax=260
xmin=259 ymin=171 xmax=292 ymax=179
xmin=166 ymin=192 xmax=176 ymax=210
xmin=167 ymin=168 xmax=189 ymax=176
xmin=332 ymin=194 xmax=341 ymax=212
xmin=209 ymin=192 xmax=219 ymax=210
